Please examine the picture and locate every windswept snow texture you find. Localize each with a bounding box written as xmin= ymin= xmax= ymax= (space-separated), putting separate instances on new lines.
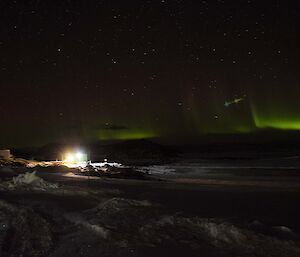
xmin=0 ymin=160 xmax=300 ymax=256
xmin=0 ymin=193 xmax=299 ymax=257
xmin=49 ymin=198 xmax=300 ymax=257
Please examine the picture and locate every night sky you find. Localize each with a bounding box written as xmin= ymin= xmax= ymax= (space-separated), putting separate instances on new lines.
xmin=1 ymin=0 xmax=300 ymax=147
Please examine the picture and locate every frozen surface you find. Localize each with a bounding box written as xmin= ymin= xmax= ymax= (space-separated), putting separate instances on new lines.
xmin=0 ymin=196 xmax=299 ymax=257
xmin=0 ymin=155 xmax=300 ymax=257
xmin=138 ymin=156 xmax=300 ymax=179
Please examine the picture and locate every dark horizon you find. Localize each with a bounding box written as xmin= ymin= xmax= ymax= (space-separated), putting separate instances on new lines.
xmin=5 ymin=129 xmax=300 ymax=150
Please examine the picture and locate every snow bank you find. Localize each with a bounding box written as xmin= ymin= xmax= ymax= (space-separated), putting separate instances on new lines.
xmin=0 ymin=171 xmax=58 ymax=191
xmin=63 ymin=198 xmax=152 ymax=243
xmin=140 ymin=215 xmax=300 ymax=256
xmin=50 ymin=197 xmax=300 ymax=257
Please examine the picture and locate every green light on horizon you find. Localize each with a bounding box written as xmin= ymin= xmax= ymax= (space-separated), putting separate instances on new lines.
xmin=251 ymin=102 xmax=300 ymax=130
xmin=254 ymin=119 xmax=300 ymax=130
xmin=96 ymin=129 xmax=157 ymax=140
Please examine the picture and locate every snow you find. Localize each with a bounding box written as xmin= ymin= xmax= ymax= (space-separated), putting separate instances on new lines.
xmin=64 ymin=213 xmax=109 ymax=239
xmin=92 ymin=162 xmax=123 ymax=168
xmin=65 ymin=161 xmax=123 ymax=169
xmin=0 ymin=171 xmax=58 ymax=191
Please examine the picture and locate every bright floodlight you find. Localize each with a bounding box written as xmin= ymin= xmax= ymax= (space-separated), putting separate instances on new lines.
xmin=76 ymin=152 xmax=83 ymax=159
xmin=65 ymin=153 xmax=75 ymax=163
xmin=64 ymin=151 xmax=87 ymax=164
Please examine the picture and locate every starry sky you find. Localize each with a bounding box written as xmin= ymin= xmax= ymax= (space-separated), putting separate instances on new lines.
xmin=1 ymin=0 xmax=300 ymax=147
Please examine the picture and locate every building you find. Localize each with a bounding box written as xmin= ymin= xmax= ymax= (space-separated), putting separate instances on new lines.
xmin=0 ymin=149 xmax=11 ymax=160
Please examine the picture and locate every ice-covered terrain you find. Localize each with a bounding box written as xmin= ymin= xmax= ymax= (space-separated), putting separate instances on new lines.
xmin=0 ymin=195 xmax=300 ymax=257
xmin=0 ymin=157 xmax=300 ymax=257
xmin=139 ymin=155 xmax=300 ymax=178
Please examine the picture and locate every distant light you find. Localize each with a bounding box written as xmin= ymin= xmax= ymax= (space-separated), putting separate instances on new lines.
xmin=76 ymin=152 xmax=83 ymax=159
xmin=63 ymin=151 xmax=87 ymax=164
xmin=65 ymin=153 xmax=75 ymax=163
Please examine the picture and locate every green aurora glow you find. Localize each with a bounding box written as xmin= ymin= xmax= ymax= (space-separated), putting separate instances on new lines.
xmin=251 ymin=103 xmax=300 ymax=130
xmin=95 ymin=129 xmax=157 ymax=141
xmin=75 ymin=93 xmax=300 ymax=143
xmin=186 ymin=91 xmax=300 ymax=136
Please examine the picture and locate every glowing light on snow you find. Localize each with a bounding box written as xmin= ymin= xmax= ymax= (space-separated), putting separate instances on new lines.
xmin=62 ymin=150 xmax=123 ymax=169
xmin=65 ymin=153 xmax=75 ymax=163
xmin=76 ymin=152 xmax=84 ymax=159
xmin=63 ymin=151 xmax=87 ymax=164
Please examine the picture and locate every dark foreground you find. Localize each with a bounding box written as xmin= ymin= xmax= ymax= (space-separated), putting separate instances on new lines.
xmin=0 ymin=165 xmax=300 ymax=257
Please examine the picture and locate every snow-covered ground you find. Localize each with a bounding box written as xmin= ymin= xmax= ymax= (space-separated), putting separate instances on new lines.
xmin=0 ymin=194 xmax=300 ymax=257
xmin=138 ymin=156 xmax=300 ymax=179
xmin=1 ymin=157 xmax=300 ymax=257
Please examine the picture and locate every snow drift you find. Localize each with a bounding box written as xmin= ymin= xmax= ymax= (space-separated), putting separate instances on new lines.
xmin=55 ymin=197 xmax=300 ymax=257
xmin=0 ymin=171 xmax=58 ymax=191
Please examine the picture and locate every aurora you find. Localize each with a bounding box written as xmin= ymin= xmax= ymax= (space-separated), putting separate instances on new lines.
xmin=251 ymin=104 xmax=300 ymax=131
xmin=95 ymin=128 xmax=157 ymax=141
xmin=1 ymin=0 xmax=299 ymax=147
